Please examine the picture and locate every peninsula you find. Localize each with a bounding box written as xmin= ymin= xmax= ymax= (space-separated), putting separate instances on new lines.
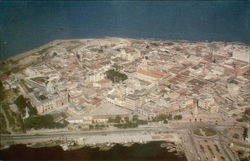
xmin=0 ymin=37 xmax=249 ymax=161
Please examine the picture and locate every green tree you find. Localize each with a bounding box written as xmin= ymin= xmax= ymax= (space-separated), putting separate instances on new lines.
xmin=155 ymin=114 xmax=168 ymax=122
xmin=89 ymin=125 xmax=94 ymax=130
xmin=105 ymin=69 xmax=128 ymax=83
xmin=28 ymin=103 xmax=38 ymax=116
xmin=137 ymin=119 xmax=148 ymax=125
xmin=14 ymin=95 xmax=27 ymax=114
xmin=132 ymin=115 xmax=138 ymax=122
xmin=233 ymin=133 xmax=239 ymax=139
xmin=173 ymin=115 xmax=182 ymax=120
xmin=167 ymin=114 xmax=172 ymax=120
xmin=0 ymin=80 xmax=3 ymax=89
xmin=24 ymin=114 xmax=67 ymax=130
xmin=108 ymin=118 xmax=114 ymax=123
xmin=0 ymin=80 xmax=5 ymax=101
xmin=14 ymin=95 xmax=37 ymax=116
xmin=0 ymin=113 xmax=9 ymax=134
xmin=124 ymin=117 xmax=129 ymax=123
xmin=114 ymin=116 xmax=121 ymax=123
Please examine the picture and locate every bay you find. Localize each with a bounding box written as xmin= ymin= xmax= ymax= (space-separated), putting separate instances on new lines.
xmin=0 ymin=0 xmax=249 ymax=59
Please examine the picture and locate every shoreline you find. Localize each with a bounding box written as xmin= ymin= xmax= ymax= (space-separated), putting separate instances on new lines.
xmin=4 ymin=37 xmax=249 ymax=61
xmin=0 ymin=127 xmax=183 ymax=152
xmin=0 ymin=140 xmax=185 ymax=156
xmin=0 ymin=142 xmax=188 ymax=161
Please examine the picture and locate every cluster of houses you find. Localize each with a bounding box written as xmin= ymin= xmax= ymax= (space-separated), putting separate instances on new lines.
xmin=1 ymin=38 xmax=249 ymax=126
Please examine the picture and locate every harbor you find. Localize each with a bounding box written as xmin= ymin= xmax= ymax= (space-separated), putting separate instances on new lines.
xmin=0 ymin=142 xmax=187 ymax=161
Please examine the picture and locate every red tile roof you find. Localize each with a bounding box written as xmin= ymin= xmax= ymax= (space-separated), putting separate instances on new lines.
xmin=89 ymin=65 xmax=103 ymax=70
xmin=97 ymin=79 xmax=112 ymax=84
xmin=137 ymin=69 xmax=167 ymax=78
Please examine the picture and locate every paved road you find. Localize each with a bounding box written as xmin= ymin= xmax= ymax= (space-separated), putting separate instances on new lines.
xmin=1 ymin=121 xmax=239 ymax=141
xmin=217 ymin=131 xmax=238 ymax=161
xmin=1 ymin=126 xmax=182 ymax=141
xmin=1 ymin=121 xmax=241 ymax=161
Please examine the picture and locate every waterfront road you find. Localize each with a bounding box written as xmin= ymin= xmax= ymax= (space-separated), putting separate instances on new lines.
xmin=1 ymin=122 xmax=238 ymax=143
xmin=0 ymin=126 xmax=184 ymax=141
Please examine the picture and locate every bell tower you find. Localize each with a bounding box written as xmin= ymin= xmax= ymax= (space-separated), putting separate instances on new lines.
xmin=138 ymin=56 xmax=148 ymax=70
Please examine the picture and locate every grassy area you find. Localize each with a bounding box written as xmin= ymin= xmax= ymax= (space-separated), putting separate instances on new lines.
xmin=194 ymin=128 xmax=202 ymax=136
xmin=37 ymin=46 xmax=53 ymax=55
xmin=24 ymin=115 xmax=68 ymax=130
xmin=0 ymin=113 xmax=9 ymax=134
xmin=1 ymin=103 xmax=25 ymax=133
xmin=203 ymin=127 xmax=216 ymax=136
xmin=108 ymin=116 xmax=148 ymax=129
xmin=173 ymin=115 xmax=182 ymax=120
xmin=89 ymin=124 xmax=107 ymax=130
xmin=153 ymin=114 xmax=172 ymax=122
xmin=0 ymin=80 xmax=6 ymax=101
xmin=0 ymin=80 xmax=26 ymax=133
xmin=194 ymin=127 xmax=216 ymax=136
xmin=0 ymin=64 xmax=10 ymax=73
xmin=2 ymin=104 xmax=15 ymax=126
xmin=108 ymin=116 xmax=122 ymax=123
xmin=39 ymin=95 xmax=48 ymax=100
xmin=0 ymin=57 xmax=33 ymax=74
xmin=14 ymin=95 xmax=37 ymax=116
xmin=114 ymin=122 xmax=138 ymax=128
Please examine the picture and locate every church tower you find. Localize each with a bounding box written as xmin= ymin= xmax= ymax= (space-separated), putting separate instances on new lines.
xmin=138 ymin=56 xmax=148 ymax=70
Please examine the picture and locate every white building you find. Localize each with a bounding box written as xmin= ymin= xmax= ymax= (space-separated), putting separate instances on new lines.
xmin=233 ymin=50 xmax=250 ymax=63
xmin=198 ymin=97 xmax=218 ymax=113
xmin=87 ymin=72 xmax=105 ymax=82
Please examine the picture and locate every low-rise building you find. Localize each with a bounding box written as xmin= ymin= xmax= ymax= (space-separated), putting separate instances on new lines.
xmin=93 ymin=79 xmax=112 ymax=88
xmin=34 ymin=92 xmax=69 ymax=114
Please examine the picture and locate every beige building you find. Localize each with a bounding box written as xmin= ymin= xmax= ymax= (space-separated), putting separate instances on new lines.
xmin=106 ymin=94 xmax=126 ymax=107
xmin=87 ymin=72 xmax=105 ymax=82
xmin=93 ymin=79 xmax=112 ymax=88
xmin=35 ymin=92 xmax=69 ymax=114
xmin=198 ymin=97 xmax=218 ymax=113
xmin=119 ymin=46 xmax=141 ymax=62
xmin=125 ymin=94 xmax=142 ymax=111
xmin=133 ymin=58 xmax=169 ymax=83
xmin=92 ymin=115 xmax=109 ymax=123
xmin=233 ymin=50 xmax=250 ymax=63
xmin=222 ymin=59 xmax=249 ymax=77
xmin=58 ymin=82 xmax=78 ymax=91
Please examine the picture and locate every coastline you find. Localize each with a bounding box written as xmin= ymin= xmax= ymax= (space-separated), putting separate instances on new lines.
xmin=0 ymin=128 xmax=183 ymax=152
xmin=5 ymin=37 xmax=249 ymax=62
xmin=0 ymin=142 xmax=187 ymax=161
xmin=7 ymin=40 xmax=58 ymax=62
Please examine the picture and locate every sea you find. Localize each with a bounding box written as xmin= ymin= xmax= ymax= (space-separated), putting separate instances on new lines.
xmin=0 ymin=142 xmax=187 ymax=161
xmin=0 ymin=0 xmax=249 ymax=59
xmin=0 ymin=1 xmax=249 ymax=160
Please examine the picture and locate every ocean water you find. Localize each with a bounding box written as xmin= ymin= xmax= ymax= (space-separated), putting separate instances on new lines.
xmin=0 ymin=0 xmax=249 ymax=59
